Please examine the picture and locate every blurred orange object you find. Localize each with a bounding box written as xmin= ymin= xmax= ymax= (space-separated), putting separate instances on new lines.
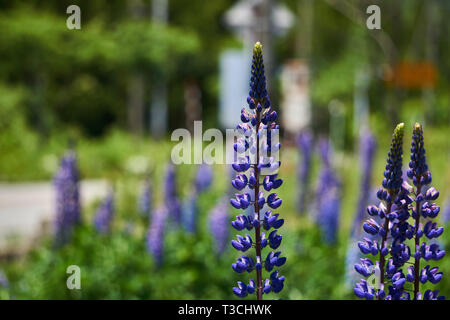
xmin=384 ymin=61 xmax=438 ymax=89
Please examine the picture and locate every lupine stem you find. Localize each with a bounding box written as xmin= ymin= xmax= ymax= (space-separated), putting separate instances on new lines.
xmin=254 ymin=107 xmax=263 ymax=300
xmin=413 ymin=184 xmax=422 ymax=300
xmin=378 ymin=200 xmax=391 ymax=299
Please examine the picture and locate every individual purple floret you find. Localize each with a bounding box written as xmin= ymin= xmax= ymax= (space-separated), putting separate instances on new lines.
xmin=296 ymin=130 xmax=313 ymax=214
xmin=94 ymin=190 xmax=115 ymax=233
xmin=209 ymin=197 xmax=230 ymax=256
xmin=53 ymin=149 xmax=81 ymax=246
xmin=230 ymin=42 xmax=285 ymax=300
xmin=164 ymin=163 xmax=182 ymax=226
xmin=138 ymin=179 xmax=152 ymax=218
xmin=147 ymin=206 xmax=168 ymax=266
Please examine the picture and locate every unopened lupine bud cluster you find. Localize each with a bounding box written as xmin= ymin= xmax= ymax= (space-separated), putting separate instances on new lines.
xmin=94 ymin=190 xmax=115 ymax=233
xmin=230 ymin=42 xmax=285 ymax=299
xmin=54 ymin=150 xmax=81 ymax=246
xmin=354 ymin=123 xmax=445 ymax=300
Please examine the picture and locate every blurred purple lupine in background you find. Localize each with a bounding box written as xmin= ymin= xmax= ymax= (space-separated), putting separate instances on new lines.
xmin=94 ymin=189 xmax=115 ymax=233
xmin=147 ymin=206 xmax=168 ymax=266
xmin=0 ymin=269 xmax=9 ymax=289
xmin=351 ymin=130 xmax=377 ymax=238
xmin=209 ymin=196 xmax=229 ymax=256
xmin=296 ymin=130 xmax=314 ymax=215
xmin=164 ymin=163 xmax=182 ymax=226
xmin=138 ymin=178 xmax=152 ymax=218
xmin=443 ymin=197 xmax=450 ymax=224
xmin=194 ymin=163 xmax=213 ymax=193
xmin=315 ymin=138 xmax=341 ymax=244
xmin=53 ymin=149 xmax=81 ymax=246
xmin=182 ymin=164 xmax=213 ymax=233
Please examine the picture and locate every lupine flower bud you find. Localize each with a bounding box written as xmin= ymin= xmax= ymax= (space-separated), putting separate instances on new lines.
xmin=94 ymin=190 xmax=115 ymax=233
xmin=231 ymin=42 xmax=285 ymax=299
xmin=53 ymin=150 xmax=81 ymax=246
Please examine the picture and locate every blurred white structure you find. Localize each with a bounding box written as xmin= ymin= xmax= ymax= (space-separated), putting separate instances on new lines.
xmin=219 ymin=50 xmax=251 ymax=129
xmin=280 ymin=60 xmax=311 ymax=136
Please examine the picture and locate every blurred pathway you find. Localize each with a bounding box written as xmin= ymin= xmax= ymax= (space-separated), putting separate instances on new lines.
xmin=0 ymin=180 xmax=108 ymax=253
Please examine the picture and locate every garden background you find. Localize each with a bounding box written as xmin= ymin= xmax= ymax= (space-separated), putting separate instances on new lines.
xmin=0 ymin=0 xmax=449 ymax=299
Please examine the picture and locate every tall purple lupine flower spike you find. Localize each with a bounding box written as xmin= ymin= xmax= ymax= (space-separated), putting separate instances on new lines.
xmin=164 ymin=163 xmax=182 ymax=226
xmin=230 ymin=42 xmax=285 ymax=300
xmin=183 ymin=164 xmax=213 ymax=233
xmin=94 ymin=190 xmax=115 ymax=233
xmin=296 ymin=130 xmax=313 ymax=214
xmin=355 ymin=123 xmax=416 ymax=300
xmin=315 ymin=138 xmax=340 ymax=244
xmin=138 ymin=179 xmax=152 ymax=218
xmin=147 ymin=206 xmax=168 ymax=266
xmin=53 ymin=150 xmax=81 ymax=246
xmin=407 ymin=123 xmax=445 ymax=300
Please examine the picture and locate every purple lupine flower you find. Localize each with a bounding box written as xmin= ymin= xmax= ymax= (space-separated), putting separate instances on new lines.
xmin=53 ymin=150 xmax=81 ymax=246
xmin=355 ymin=123 xmax=413 ymax=300
xmin=0 ymin=269 xmax=8 ymax=289
xmin=94 ymin=190 xmax=115 ymax=233
xmin=147 ymin=206 xmax=168 ymax=266
xmin=351 ymin=130 xmax=377 ymax=238
xmin=138 ymin=179 xmax=152 ymax=218
xmin=315 ymin=138 xmax=340 ymax=244
xmin=182 ymin=191 xmax=198 ymax=233
xmin=182 ymin=164 xmax=214 ymax=233
xmin=230 ymin=42 xmax=285 ymax=300
xmin=443 ymin=197 xmax=450 ymax=224
xmin=407 ymin=123 xmax=445 ymax=300
xmin=164 ymin=163 xmax=182 ymax=226
xmin=296 ymin=130 xmax=313 ymax=214
xmin=194 ymin=163 xmax=213 ymax=193
xmin=209 ymin=197 xmax=230 ymax=256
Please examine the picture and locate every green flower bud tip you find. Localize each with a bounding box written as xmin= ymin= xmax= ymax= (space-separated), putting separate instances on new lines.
xmin=393 ymin=122 xmax=404 ymax=141
xmin=253 ymin=42 xmax=263 ymax=59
